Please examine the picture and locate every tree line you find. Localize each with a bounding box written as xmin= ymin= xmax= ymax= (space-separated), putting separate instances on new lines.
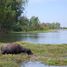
xmin=13 ymin=16 xmax=61 ymax=32
xmin=0 ymin=0 xmax=61 ymax=33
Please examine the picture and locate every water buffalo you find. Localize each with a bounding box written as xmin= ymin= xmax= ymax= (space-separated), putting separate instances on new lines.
xmin=1 ymin=43 xmax=33 ymax=55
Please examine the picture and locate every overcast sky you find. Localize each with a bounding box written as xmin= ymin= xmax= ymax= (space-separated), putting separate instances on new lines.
xmin=24 ymin=0 xmax=67 ymax=27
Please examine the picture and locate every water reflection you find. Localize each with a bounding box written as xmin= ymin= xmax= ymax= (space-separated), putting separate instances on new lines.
xmin=0 ymin=33 xmax=39 ymax=43
xmin=0 ymin=30 xmax=67 ymax=44
xmin=21 ymin=61 xmax=67 ymax=67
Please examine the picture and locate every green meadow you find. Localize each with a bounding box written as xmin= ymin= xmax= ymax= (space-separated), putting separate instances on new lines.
xmin=0 ymin=42 xmax=67 ymax=67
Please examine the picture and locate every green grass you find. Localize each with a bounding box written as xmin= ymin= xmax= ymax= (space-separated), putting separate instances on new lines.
xmin=0 ymin=61 xmax=19 ymax=67
xmin=16 ymin=42 xmax=67 ymax=65
xmin=0 ymin=42 xmax=67 ymax=66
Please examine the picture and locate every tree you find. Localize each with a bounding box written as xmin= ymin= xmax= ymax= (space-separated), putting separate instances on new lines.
xmin=55 ymin=22 xmax=60 ymax=29
xmin=30 ymin=16 xmax=40 ymax=30
xmin=0 ymin=0 xmax=27 ymax=33
xmin=13 ymin=16 xmax=30 ymax=32
xmin=39 ymin=22 xmax=61 ymax=30
xmin=49 ymin=22 xmax=60 ymax=29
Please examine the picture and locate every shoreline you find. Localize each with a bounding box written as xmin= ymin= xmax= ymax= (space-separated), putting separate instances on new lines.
xmin=0 ymin=42 xmax=67 ymax=67
xmin=11 ymin=29 xmax=60 ymax=34
xmin=10 ymin=29 xmax=67 ymax=34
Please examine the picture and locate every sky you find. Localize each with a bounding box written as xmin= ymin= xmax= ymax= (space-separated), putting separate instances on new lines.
xmin=24 ymin=0 xmax=67 ymax=27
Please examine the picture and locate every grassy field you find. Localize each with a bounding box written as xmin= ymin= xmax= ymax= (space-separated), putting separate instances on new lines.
xmin=0 ymin=42 xmax=67 ymax=67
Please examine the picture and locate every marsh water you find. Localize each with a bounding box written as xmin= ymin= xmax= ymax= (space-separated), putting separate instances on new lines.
xmin=20 ymin=61 xmax=67 ymax=67
xmin=0 ymin=30 xmax=67 ymax=44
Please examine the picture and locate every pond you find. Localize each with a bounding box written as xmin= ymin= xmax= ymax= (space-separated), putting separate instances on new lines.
xmin=20 ymin=61 xmax=67 ymax=67
xmin=0 ymin=30 xmax=67 ymax=44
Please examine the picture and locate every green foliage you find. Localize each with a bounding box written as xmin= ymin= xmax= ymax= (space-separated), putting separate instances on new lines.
xmin=14 ymin=16 xmax=41 ymax=31
xmin=15 ymin=16 xmax=61 ymax=32
xmin=30 ymin=16 xmax=40 ymax=30
xmin=15 ymin=16 xmax=41 ymax=31
xmin=0 ymin=0 xmax=27 ymax=33
xmin=19 ymin=16 xmax=30 ymax=31
xmin=40 ymin=22 xmax=60 ymax=30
